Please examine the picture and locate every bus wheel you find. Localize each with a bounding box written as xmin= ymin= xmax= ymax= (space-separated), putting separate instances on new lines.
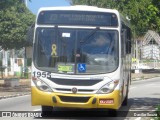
xmin=122 ymin=94 xmax=128 ymax=106
xmin=122 ymin=85 xmax=128 ymax=106
xmin=41 ymin=106 xmax=53 ymax=117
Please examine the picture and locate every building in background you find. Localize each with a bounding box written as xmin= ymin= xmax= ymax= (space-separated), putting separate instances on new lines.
xmin=141 ymin=30 xmax=160 ymax=60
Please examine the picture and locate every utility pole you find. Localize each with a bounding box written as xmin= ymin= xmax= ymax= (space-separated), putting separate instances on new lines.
xmin=136 ymin=39 xmax=139 ymax=69
xmin=2 ymin=50 xmax=8 ymax=77
xmin=24 ymin=0 xmax=28 ymax=78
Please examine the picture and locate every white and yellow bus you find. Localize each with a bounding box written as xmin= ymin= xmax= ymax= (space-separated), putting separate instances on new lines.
xmin=30 ymin=5 xmax=132 ymax=115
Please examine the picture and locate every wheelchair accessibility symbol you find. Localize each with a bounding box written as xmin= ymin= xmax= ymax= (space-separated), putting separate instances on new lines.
xmin=78 ymin=63 xmax=86 ymax=73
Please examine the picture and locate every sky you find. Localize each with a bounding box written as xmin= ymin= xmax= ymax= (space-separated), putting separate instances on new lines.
xmin=27 ymin=0 xmax=71 ymax=14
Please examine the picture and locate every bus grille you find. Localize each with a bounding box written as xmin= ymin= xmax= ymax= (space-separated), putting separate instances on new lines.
xmin=55 ymin=88 xmax=94 ymax=92
xmin=58 ymin=96 xmax=90 ymax=103
xmin=48 ymin=78 xmax=102 ymax=86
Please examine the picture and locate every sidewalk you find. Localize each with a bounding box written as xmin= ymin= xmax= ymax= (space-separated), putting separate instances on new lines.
xmin=0 ymin=78 xmax=30 ymax=99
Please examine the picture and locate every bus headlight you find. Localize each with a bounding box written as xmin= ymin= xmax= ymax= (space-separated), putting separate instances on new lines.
xmin=33 ymin=78 xmax=53 ymax=92
xmin=97 ymin=80 xmax=119 ymax=94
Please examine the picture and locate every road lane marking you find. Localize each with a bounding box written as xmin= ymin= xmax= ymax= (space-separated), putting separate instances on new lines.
xmin=134 ymin=117 xmax=141 ymax=120
xmin=34 ymin=109 xmax=41 ymax=111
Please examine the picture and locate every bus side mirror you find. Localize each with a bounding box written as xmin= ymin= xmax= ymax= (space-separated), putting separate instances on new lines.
xmin=26 ymin=23 xmax=35 ymax=45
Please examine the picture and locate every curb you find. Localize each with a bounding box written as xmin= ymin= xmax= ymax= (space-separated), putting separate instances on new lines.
xmin=132 ymin=76 xmax=160 ymax=81
xmin=0 ymin=92 xmax=31 ymax=100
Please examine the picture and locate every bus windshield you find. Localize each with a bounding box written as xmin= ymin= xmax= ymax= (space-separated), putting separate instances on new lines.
xmin=34 ymin=28 xmax=119 ymax=74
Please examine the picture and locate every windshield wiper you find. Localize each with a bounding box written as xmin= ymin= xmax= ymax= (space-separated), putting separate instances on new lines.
xmin=80 ymin=27 xmax=100 ymax=44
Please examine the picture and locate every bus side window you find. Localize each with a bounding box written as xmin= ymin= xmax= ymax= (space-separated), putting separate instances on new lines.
xmin=121 ymin=29 xmax=126 ymax=57
xmin=126 ymin=28 xmax=131 ymax=54
xmin=121 ymin=23 xmax=132 ymax=55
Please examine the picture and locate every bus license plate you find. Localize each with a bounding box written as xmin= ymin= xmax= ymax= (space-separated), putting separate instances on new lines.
xmin=99 ymin=99 xmax=114 ymax=104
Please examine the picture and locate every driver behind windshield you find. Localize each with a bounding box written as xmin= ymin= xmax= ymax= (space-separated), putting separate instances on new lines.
xmin=86 ymin=34 xmax=110 ymax=54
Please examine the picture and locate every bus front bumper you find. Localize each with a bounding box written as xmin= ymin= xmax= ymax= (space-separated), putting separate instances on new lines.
xmin=31 ymin=87 xmax=122 ymax=110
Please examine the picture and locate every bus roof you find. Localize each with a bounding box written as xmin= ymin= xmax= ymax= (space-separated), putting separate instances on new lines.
xmin=38 ymin=5 xmax=119 ymax=15
xmin=37 ymin=5 xmax=130 ymax=28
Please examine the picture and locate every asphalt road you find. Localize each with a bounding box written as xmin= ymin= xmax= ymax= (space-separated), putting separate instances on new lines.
xmin=0 ymin=77 xmax=160 ymax=120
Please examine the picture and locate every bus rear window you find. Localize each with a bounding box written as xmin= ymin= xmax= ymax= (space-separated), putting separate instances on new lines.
xmin=37 ymin=11 xmax=118 ymax=27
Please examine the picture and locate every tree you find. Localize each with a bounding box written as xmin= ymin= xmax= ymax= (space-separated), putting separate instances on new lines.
xmin=149 ymin=0 xmax=160 ymax=34
xmin=69 ymin=0 xmax=160 ymax=37
xmin=0 ymin=0 xmax=35 ymax=50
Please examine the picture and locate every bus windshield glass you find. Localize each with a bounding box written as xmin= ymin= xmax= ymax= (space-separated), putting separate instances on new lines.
xmin=34 ymin=28 xmax=119 ymax=74
xmin=37 ymin=11 xmax=118 ymax=27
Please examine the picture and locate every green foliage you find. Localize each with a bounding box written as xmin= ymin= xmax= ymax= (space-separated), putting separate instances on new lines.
xmin=154 ymin=105 xmax=160 ymax=120
xmin=70 ymin=0 xmax=160 ymax=37
xmin=157 ymin=105 xmax=160 ymax=117
xmin=0 ymin=0 xmax=35 ymax=50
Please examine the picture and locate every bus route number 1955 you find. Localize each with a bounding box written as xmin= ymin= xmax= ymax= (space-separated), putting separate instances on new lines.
xmin=33 ymin=71 xmax=51 ymax=78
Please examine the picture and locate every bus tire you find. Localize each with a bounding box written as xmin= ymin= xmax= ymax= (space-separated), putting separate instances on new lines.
xmin=41 ymin=106 xmax=53 ymax=117
xmin=122 ymin=94 xmax=128 ymax=106
xmin=122 ymin=85 xmax=129 ymax=106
